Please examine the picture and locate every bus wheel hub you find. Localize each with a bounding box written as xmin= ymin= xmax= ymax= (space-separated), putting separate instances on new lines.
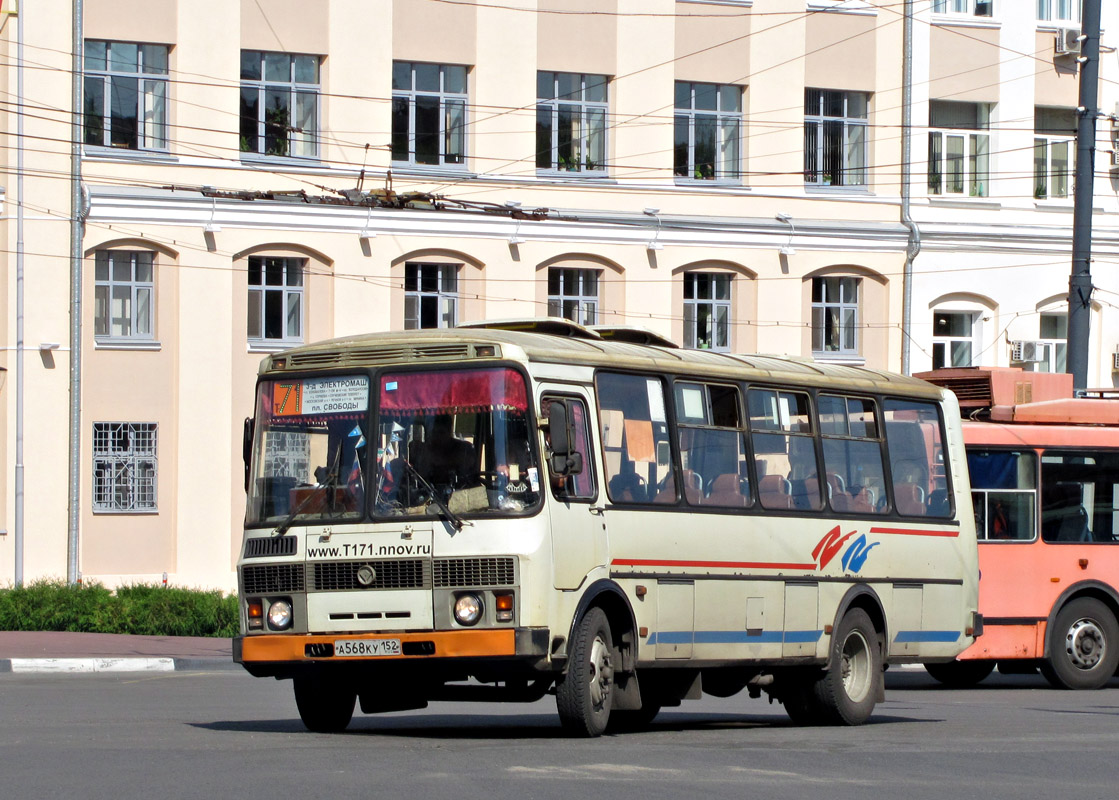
xmin=1066 ymin=619 xmax=1104 ymax=669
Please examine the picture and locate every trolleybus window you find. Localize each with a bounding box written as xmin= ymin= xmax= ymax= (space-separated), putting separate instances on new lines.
xmin=968 ymin=449 xmax=1036 ymax=541
xmin=1040 ymin=452 xmax=1119 ymax=543
xmin=674 ymin=382 xmax=752 ymax=507
xmin=596 ymin=372 xmax=677 ymax=504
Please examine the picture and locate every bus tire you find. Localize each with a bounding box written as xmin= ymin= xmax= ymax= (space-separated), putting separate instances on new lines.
xmin=1039 ymin=597 xmax=1119 ymax=690
xmin=810 ymin=608 xmax=881 ymax=725
xmin=556 ymin=607 xmax=615 ymax=737
xmin=293 ymin=676 xmax=356 ymax=733
xmin=924 ymin=659 xmax=995 ymax=688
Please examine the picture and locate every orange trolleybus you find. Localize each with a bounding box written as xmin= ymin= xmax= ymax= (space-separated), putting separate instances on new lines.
xmin=918 ymin=367 xmax=1119 ymax=689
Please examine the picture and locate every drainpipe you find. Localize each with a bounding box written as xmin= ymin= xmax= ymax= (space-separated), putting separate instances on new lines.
xmin=14 ymin=0 xmax=26 ymax=585
xmin=68 ymin=0 xmax=84 ymax=583
xmin=900 ymin=0 xmax=920 ymax=376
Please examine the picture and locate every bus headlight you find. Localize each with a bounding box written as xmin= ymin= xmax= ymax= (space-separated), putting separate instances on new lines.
xmin=267 ymin=599 xmax=293 ymax=630
xmin=453 ymin=593 xmax=483 ymax=626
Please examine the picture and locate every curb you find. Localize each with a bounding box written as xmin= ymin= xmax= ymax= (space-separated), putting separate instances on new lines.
xmin=0 ymin=657 xmax=241 ymax=674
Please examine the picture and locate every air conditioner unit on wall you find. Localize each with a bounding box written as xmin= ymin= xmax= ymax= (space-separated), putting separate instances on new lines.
xmin=1010 ymin=340 xmax=1044 ymax=363
xmin=1055 ymin=28 xmax=1083 ymax=57
xmin=1112 ymin=352 xmax=1119 ymax=372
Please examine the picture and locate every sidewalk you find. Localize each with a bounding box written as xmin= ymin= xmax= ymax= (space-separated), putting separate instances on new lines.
xmin=0 ymin=631 xmax=239 ymax=674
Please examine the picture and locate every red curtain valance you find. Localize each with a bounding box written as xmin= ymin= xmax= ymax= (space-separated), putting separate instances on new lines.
xmin=380 ymin=369 xmax=527 ymax=416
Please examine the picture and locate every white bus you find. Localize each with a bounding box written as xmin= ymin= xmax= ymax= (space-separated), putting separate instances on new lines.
xmin=235 ymin=319 xmax=980 ymax=735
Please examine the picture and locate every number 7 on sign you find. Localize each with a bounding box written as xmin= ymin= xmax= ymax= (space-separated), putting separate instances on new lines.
xmin=273 ymin=382 xmax=303 ymax=415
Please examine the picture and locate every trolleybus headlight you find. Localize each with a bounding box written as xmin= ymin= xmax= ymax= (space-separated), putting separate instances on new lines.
xmin=267 ymin=599 xmax=293 ymax=630
xmin=453 ymin=593 xmax=483 ymax=626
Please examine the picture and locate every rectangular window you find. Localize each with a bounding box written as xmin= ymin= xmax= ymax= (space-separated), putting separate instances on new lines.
xmin=674 ymin=82 xmax=742 ymax=182
xmin=248 ymin=256 xmax=304 ymax=345
xmin=240 ymin=50 xmax=320 ymax=159
xmin=683 ymin=273 xmax=731 ymax=351
xmin=804 ymin=89 xmax=868 ymax=187
xmin=933 ymin=0 xmax=994 ymax=15
xmin=93 ymin=422 xmax=157 ymax=512
xmin=405 ymin=263 xmax=458 ymax=329
xmin=932 ymin=311 xmax=977 ymax=369
xmin=748 ymin=388 xmax=821 ymax=511
xmin=928 ymin=101 xmax=990 ymax=197
xmin=596 ymin=372 xmax=677 ymax=505
xmin=1037 ymin=0 xmax=1078 ymax=22
xmin=1040 ymin=452 xmax=1119 ymax=543
xmin=674 ymin=382 xmax=752 ymax=508
xmin=1034 ymin=312 xmax=1069 ymax=373
xmin=883 ymin=399 xmax=952 ymax=518
xmin=1034 ymin=107 xmax=1076 ymax=199
xmin=536 ymin=72 xmax=608 ymax=175
xmin=968 ymin=449 xmax=1037 ymax=540
xmin=83 ymin=41 xmax=169 ymax=151
xmin=547 ymin=267 xmax=599 ymax=325
xmin=94 ymin=251 xmax=155 ymax=340
xmin=392 ymin=62 xmax=468 ymax=168
xmin=818 ymin=395 xmax=888 ymax=515
xmin=811 ymin=276 xmax=860 ymax=356
xmin=542 ymin=396 xmax=595 ymax=500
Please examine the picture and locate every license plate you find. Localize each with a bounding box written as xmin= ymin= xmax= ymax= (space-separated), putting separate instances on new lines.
xmin=333 ymin=638 xmax=401 ymax=657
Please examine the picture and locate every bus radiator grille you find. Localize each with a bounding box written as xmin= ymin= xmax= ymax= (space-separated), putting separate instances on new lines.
xmin=241 ymin=563 xmax=306 ymax=595
xmin=433 ymin=557 xmax=516 ymax=588
xmin=312 ymin=559 xmax=430 ymax=591
xmin=243 ymin=535 xmax=297 ymax=558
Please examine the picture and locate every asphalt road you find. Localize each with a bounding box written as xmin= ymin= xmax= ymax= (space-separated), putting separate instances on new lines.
xmin=1 ymin=668 xmax=1116 ymax=800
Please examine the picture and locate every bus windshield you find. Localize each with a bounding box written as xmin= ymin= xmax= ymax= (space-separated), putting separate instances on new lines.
xmin=373 ymin=367 xmax=541 ymax=518
xmin=247 ymin=375 xmax=371 ymax=527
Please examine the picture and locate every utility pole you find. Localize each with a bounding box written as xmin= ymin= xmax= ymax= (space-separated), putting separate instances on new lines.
xmin=1067 ymin=0 xmax=1101 ymax=390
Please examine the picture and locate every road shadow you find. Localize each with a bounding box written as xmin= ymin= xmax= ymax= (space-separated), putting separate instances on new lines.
xmin=886 ymin=670 xmax=1119 ymax=692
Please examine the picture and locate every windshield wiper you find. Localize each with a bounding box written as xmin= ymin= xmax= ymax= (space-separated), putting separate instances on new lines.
xmin=396 ymin=457 xmax=469 ymax=532
xmin=273 ymin=450 xmax=343 ymax=537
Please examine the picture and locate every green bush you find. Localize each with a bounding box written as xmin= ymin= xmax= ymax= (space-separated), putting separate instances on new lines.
xmin=0 ymin=580 xmax=238 ymax=637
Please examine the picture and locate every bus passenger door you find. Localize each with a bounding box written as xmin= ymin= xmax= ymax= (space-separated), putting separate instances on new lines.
xmin=541 ymin=391 xmax=608 ymax=589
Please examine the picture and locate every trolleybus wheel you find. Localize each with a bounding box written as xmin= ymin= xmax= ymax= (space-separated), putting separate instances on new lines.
xmin=812 ymin=608 xmax=881 ymax=725
xmin=293 ymin=676 xmax=357 ymax=733
xmin=556 ymin=607 xmax=615 ymax=737
xmin=1039 ymin=597 xmax=1119 ymax=690
xmin=924 ymin=659 xmax=995 ymax=688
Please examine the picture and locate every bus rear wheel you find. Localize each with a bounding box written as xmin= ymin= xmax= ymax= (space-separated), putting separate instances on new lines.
xmin=556 ymin=607 xmax=615 ymax=737
xmin=804 ymin=609 xmax=881 ymax=725
xmin=924 ymin=659 xmax=995 ymax=688
xmin=293 ymin=676 xmax=357 ymax=733
xmin=1040 ymin=598 xmax=1119 ymax=690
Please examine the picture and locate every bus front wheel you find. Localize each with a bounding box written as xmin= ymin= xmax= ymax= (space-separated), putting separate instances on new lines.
xmin=556 ymin=607 xmax=615 ymax=737
xmin=293 ymin=676 xmax=357 ymax=733
xmin=1040 ymin=598 xmax=1119 ymax=690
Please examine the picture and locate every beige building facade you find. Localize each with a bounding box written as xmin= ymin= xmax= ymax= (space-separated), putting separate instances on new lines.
xmin=1 ymin=0 xmax=1117 ymax=590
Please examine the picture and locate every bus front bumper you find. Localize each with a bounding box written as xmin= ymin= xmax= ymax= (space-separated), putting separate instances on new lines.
xmin=234 ymin=628 xmax=550 ymax=667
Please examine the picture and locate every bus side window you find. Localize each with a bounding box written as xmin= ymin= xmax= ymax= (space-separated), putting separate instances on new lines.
xmin=967 ymin=449 xmax=1037 ymax=540
xmin=883 ymin=399 xmax=952 ymax=519
xmin=596 ymin=372 xmax=677 ymax=505
xmin=542 ymin=396 xmax=595 ymax=500
xmin=747 ymin=388 xmax=821 ymax=512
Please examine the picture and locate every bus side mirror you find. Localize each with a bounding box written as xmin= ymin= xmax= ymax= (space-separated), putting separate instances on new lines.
xmin=547 ymin=401 xmax=583 ymax=476
xmin=242 ymin=417 xmax=254 ymax=494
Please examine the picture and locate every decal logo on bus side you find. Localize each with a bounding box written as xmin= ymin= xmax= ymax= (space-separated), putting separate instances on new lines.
xmin=812 ymin=526 xmax=879 ymax=575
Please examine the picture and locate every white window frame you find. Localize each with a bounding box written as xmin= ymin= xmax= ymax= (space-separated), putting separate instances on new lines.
xmin=83 ymin=40 xmax=169 ymax=152
xmin=804 ymin=89 xmax=868 ymax=188
xmin=405 ymin=263 xmax=459 ymax=329
xmin=674 ymin=82 xmax=742 ymax=183
xmin=1037 ymin=0 xmax=1079 ymax=23
xmin=392 ymin=62 xmax=468 ymax=169
xmin=248 ymin=256 xmax=304 ymax=346
xmin=93 ymin=422 xmax=158 ymax=513
xmin=1025 ymin=311 xmax=1068 ymax=373
xmin=548 ymin=267 xmax=600 ymax=325
xmin=536 ymin=72 xmax=608 ymax=176
xmin=927 ymin=101 xmax=990 ymax=197
xmin=1034 ymin=135 xmax=1074 ymax=199
xmin=932 ymin=0 xmax=994 ymax=16
xmin=239 ymin=50 xmax=320 ymax=160
xmin=94 ymin=250 xmax=155 ymax=340
xmin=932 ymin=310 xmax=979 ymax=369
xmin=811 ymin=276 xmax=860 ymax=357
xmin=684 ymin=272 xmax=731 ymax=352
